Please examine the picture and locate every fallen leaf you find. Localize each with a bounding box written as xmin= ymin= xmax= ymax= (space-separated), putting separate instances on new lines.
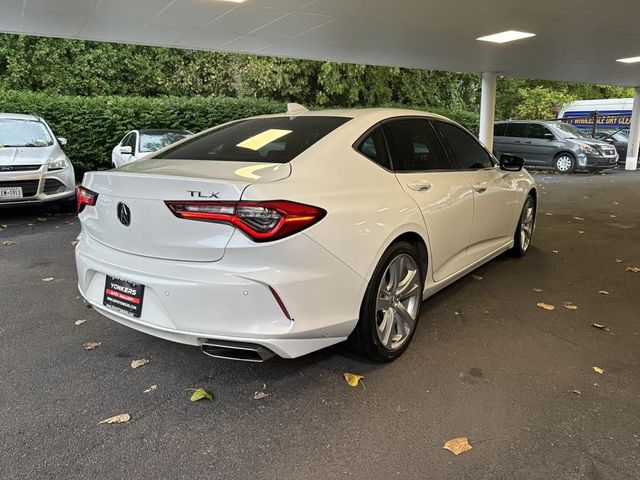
xmin=533 ymin=288 xmax=543 ymax=293
xmin=190 ymin=388 xmax=213 ymax=402
xmin=609 ymin=215 xmax=617 ymax=218
xmin=544 ymin=212 xmax=554 ymax=216
xmin=552 ymin=250 xmax=559 ymax=254
xmin=36 ymin=217 xmax=47 ymax=222
xmin=578 ymin=230 xmax=585 ymax=234
xmin=131 ymin=359 xmax=150 ymax=369
xmin=98 ymin=413 xmax=130 ymax=425
xmin=3 ymin=240 xmax=15 ymax=246
xmin=143 ymin=385 xmax=158 ymax=393
xmin=626 ymin=267 xmax=640 ymax=273
xmin=615 ymin=259 xmax=623 ymax=263
xmin=598 ymin=290 xmax=610 ymax=295
xmin=253 ymin=391 xmax=271 ymax=400
xmin=593 ymin=367 xmax=605 ymax=374
xmin=343 ymin=372 xmax=365 ymax=388
xmin=71 ymin=240 xmax=79 ymax=247
xmin=570 ymin=389 xmax=582 ymax=395
xmin=564 ymin=303 xmax=578 ymax=311
xmin=0 ymin=224 xmax=7 ymax=228
xmin=443 ymin=437 xmax=473 ymax=456
xmin=572 ymin=216 xmax=584 ymax=221
xmin=471 ymin=274 xmax=483 ymax=281
xmin=42 ymin=277 xmax=54 ymax=282
xmin=74 ymin=319 xmax=87 ymax=326
xmin=592 ymin=323 xmax=610 ymax=332
xmin=83 ymin=342 xmax=101 ymax=351
xmin=537 ymin=302 xmax=555 ymax=311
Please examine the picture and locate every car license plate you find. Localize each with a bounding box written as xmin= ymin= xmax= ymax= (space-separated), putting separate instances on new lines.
xmin=103 ymin=275 xmax=145 ymax=318
xmin=0 ymin=187 xmax=23 ymax=199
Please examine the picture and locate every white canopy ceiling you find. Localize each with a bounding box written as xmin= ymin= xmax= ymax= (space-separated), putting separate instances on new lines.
xmin=1 ymin=0 xmax=640 ymax=86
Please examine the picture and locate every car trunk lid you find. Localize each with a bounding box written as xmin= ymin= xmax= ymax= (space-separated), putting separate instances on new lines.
xmin=80 ymin=160 xmax=291 ymax=262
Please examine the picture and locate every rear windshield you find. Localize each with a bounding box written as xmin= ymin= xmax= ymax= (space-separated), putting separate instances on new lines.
xmin=154 ymin=116 xmax=350 ymax=163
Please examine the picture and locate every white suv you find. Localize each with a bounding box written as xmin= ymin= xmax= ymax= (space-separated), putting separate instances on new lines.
xmin=0 ymin=113 xmax=76 ymax=210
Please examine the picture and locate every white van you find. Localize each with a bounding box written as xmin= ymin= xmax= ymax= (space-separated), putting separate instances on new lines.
xmin=558 ymin=98 xmax=633 ymax=134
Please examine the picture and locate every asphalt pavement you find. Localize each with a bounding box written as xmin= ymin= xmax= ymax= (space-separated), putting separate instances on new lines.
xmin=1 ymin=170 xmax=639 ymax=480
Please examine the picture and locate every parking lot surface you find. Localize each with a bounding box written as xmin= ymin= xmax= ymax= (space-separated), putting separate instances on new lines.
xmin=1 ymin=171 xmax=639 ymax=480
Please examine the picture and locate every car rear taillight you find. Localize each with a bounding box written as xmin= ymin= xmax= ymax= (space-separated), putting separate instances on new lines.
xmin=77 ymin=186 xmax=99 ymax=213
xmin=165 ymin=200 xmax=326 ymax=242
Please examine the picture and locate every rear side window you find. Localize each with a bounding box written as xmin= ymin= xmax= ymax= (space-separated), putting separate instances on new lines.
xmin=384 ymin=119 xmax=450 ymax=171
xmin=493 ymin=123 xmax=507 ymax=136
xmin=433 ymin=121 xmax=494 ymax=170
xmin=356 ymin=125 xmax=391 ymax=169
xmin=155 ymin=116 xmax=350 ymax=163
xmin=505 ymin=123 xmax=528 ymax=137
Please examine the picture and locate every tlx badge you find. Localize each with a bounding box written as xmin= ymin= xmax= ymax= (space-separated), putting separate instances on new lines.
xmin=188 ymin=190 xmax=220 ymax=199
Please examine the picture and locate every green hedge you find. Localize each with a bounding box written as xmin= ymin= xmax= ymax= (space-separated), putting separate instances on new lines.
xmin=0 ymin=90 xmax=285 ymax=172
xmin=0 ymin=90 xmax=479 ymax=172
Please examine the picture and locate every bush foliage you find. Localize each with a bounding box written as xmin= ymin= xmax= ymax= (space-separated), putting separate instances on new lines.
xmin=0 ymin=90 xmax=284 ymax=171
xmin=0 ymin=90 xmax=479 ymax=172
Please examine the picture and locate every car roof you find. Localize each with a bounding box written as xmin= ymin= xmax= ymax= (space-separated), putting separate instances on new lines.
xmin=252 ymin=107 xmax=452 ymax=124
xmin=0 ymin=113 xmax=41 ymax=121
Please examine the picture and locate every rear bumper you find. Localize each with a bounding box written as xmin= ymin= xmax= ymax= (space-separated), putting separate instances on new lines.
xmin=75 ymin=230 xmax=366 ymax=358
xmin=0 ymin=166 xmax=75 ymax=206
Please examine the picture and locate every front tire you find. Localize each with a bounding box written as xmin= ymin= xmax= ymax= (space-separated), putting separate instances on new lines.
xmin=554 ymin=153 xmax=575 ymax=174
xmin=510 ymin=194 xmax=536 ymax=257
xmin=348 ymin=241 xmax=423 ymax=362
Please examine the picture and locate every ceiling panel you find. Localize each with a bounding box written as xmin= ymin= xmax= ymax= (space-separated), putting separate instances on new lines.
xmin=1 ymin=0 xmax=640 ymax=86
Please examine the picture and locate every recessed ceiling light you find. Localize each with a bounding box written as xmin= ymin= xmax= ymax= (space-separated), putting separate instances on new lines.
xmin=617 ymin=56 xmax=640 ymax=64
xmin=477 ymin=30 xmax=536 ymax=44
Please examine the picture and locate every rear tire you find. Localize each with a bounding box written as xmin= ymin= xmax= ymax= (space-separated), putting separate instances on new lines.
xmin=348 ymin=241 xmax=424 ymax=363
xmin=510 ymin=194 xmax=536 ymax=257
xmin=553 ymin=153 xmax=575 ymax=174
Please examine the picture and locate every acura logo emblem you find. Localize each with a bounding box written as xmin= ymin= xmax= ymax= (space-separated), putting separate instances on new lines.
xmin=0 ymin=166 xmax=13 ymax=171
xmin=117 ymin=202 xmax=131 ymax=226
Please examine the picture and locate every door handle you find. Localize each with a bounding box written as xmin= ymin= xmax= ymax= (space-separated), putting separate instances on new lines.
xmin=407 ymin=182 xmax=432 ymax=192
xmin=524 ymin=141 xmax=532 ymax=144
xmin=473 ymin=184 xmax=488 ymax=193
xmin=514 ymin=141 xmax=521 ymax=144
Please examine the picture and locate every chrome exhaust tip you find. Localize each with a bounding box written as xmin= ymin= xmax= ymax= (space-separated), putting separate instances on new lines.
xmin=200 ymin=340 xmax=275 ymax=363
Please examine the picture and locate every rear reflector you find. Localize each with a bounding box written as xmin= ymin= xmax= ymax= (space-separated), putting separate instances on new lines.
xmin=165 ymin=200 xmax=326 ymax=242
xmin=77 ymin=186 xmax=98 ymax=213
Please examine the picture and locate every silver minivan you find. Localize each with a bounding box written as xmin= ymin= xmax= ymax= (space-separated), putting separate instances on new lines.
xmin=493 ymin=120 xmax=618 ymax=173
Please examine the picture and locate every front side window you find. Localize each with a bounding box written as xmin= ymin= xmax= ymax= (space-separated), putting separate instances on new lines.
xmin=433 ymin=121 xmax=494 ymax=170
xmin=155 ymin=116 xmax=351 ymax=163
xmin=139 ymin=132 xmax=191 ymax=153
xmin=0 ymin=119 xmax=53 ymax=147
xmin=384 ymin=119 xmax=450 ymax=172
xmin=356 ymin=125 xmax=391 ymax=169
xmin=528 ymin=124 xmax=553 ymax=139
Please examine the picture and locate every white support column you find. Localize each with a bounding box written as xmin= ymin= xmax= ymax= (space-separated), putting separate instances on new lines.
xmin=626 ymin=86 xmax=640 ymax=171
xmin=478 ymin=72 xmax=497 ymax=150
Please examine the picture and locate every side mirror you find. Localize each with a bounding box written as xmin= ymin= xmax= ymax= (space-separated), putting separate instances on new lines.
xmin=119 ymin=145 xmax=133 ymax=155
xmin=604 ymin=138 xmax=614 ymax=144
xmin=57 ymin=137 xmax=68 ymax=147
xmin=543 ymin=132 xmax=554 ymax=140
xmin=500 ymin=154 xmax=525 ymax=172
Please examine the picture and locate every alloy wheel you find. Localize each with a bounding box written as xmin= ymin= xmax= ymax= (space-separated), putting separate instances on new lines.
xmin=375 ymin=254 xmax=421 ymax=351
xmin=520 ymin=200 xmax=535 ymax=252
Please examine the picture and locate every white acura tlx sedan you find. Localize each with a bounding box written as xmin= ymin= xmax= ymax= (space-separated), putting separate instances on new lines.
xmin=75 ymin=106 xmax=536 ymax=362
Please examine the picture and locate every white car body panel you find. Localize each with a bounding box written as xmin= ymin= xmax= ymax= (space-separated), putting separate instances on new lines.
xmin=76 ymin=108 xmax=535 ymax=359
